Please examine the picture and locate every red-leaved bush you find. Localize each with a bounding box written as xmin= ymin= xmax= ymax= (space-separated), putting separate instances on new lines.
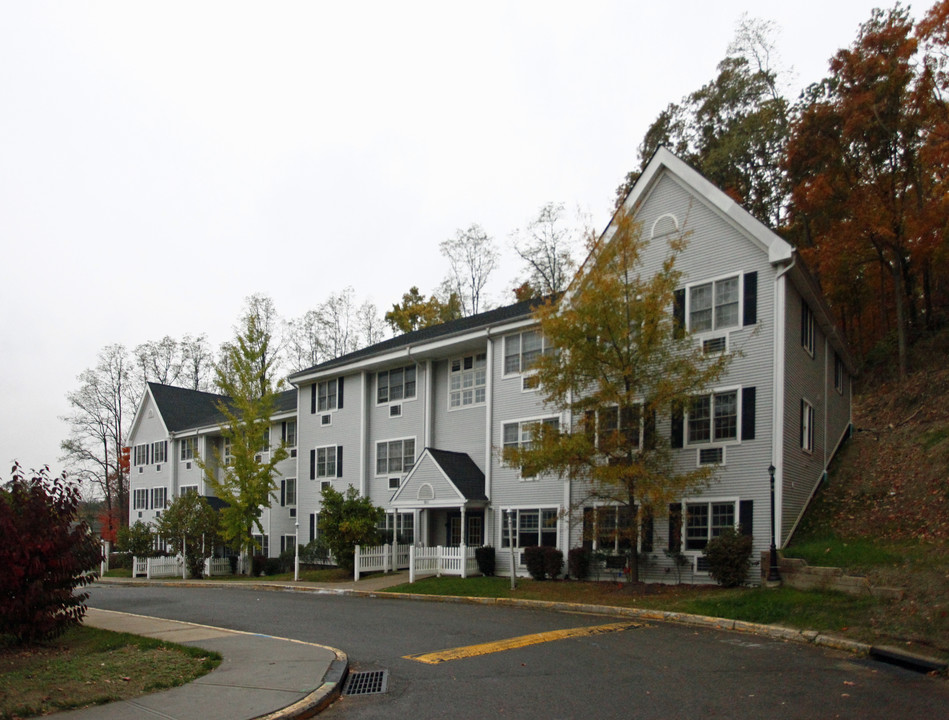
xmin=0 ymin=464 xmax=101 ymax=643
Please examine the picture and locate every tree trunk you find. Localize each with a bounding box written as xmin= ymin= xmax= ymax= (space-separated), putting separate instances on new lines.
xmin=890 ymin=259 xmax=909 ymax=379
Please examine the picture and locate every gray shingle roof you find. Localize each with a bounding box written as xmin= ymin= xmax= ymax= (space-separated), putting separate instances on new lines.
xmin=288 ymin=294 xmax=558 ymax=380
xmin=426 ymin=448 xmax=487 ymax=502
xmin=147 ymin=382 xmax=296 ymax=433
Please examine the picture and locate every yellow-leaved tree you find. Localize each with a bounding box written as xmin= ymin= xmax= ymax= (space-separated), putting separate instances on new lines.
xmin=503 ymin=210 xmax=733 ymax=581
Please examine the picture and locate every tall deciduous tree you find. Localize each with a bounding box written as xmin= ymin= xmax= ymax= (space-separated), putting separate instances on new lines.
xmin=197 ymin=311 xmax=288 ymax=569
xmin=622 ymin=18 xmax=790 ymax=228
xmin=60 ymin=344 xmax=137 ymax=528
xmin=440 ymin=224 xmax=498 ymax=316
xmin=503 ymin=212 xmax=731 ymax=581
xmin=285 ymin=288 xmax=387 ymax=372
xmin=785 ymin=5 xmax=946 ymax=377
xmin=154 ymin=492 xmax=220 ymax=578
xmin=510 ymin=202 xmax=579 ymax=297
xmin=384 ymin=286 xmax=462 ymax=334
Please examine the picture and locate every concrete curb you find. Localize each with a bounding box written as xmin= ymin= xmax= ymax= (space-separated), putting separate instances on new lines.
xmin=97 ymin=577 xmax=947 ymax=677
xmin=254 ymin=651 xmax=348 ymax=720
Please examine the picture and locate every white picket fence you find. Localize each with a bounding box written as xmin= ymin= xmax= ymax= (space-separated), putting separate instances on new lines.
xmin=204 ymin=557 xmax=232 ymax=577
xmin=353 ymin=544 xmax=480 ymax=582
xmin=132 ymin=555 xmax=232 ymax=579
xmin=133 ymin=554 xmax=184 ymax=579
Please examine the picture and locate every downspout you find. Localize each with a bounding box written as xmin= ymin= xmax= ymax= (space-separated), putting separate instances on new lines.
xmin=485 ymin=329 xmax=494 ymax=545
xmin=360 ymin=370 xmax=367 ymax=497
xmin=771 ymin=253 xmax=796 ymax=548
xmin=169 ymin=431 xmax=178 ymax=500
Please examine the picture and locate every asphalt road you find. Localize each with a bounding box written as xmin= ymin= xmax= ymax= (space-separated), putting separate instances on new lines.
xmin=87 ymin=585 xmax=949 ymax=720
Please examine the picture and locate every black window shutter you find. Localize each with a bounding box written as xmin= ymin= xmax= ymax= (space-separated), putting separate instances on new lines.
xmin=309 ymin=449 xmax=316 ymax=480
xmin=310 ymin=384 xmax=316 ymax=414
xmin=673 ymin=289 xmax=686 ymax=338
xmin=337 ymin=446 xmax=343 ymax=477
xmin=281 ymin=421 xmax=287 ymax=443
xmin=741 ymin=387 xmax=756 ymax=441
xmin=309 ymin=513 xmax=315 ymax=542
xmin=668 ymin=504 xmax=682 ymax=552
xmin=801 ymin=302 xmax=808 ymax=347
xmin=641 ymin=508 xmax=654 ymax=553
xmin=800 ymin=400 xmax=805 ymax=447
xmin=739 ymin=500 xmax=754 ymax=536
xmin=280 ymin=480 xmax=286 ymax=507
xmin=337 ymin=377 xmax=344 ymax=409
xmin=671 ymin=405 xmax=684 ymax=449
xmin=743 ymin=272 xmax=758 ymax=326
xmin=643 ymin=409 xmax=656 ymax=450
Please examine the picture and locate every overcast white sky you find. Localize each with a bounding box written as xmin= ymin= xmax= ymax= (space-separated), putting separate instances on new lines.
xmin=0 ymin=1 xmax=905 ymax=478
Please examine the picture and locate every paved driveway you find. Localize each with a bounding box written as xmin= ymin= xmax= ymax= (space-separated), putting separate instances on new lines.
xmin=88 ymin=584 xmax=949 ymax=720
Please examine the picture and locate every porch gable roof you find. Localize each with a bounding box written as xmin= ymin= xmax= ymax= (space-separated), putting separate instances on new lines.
xmin=391 ymin=448 xmax=487 ymax=508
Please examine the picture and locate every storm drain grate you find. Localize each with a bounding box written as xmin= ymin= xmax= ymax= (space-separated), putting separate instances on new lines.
xmin=343 ymin=670 xmax=389 ymax=696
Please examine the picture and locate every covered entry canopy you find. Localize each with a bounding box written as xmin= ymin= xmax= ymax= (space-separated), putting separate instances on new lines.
xmin=390 ymin=448 xmax=488 ymax=510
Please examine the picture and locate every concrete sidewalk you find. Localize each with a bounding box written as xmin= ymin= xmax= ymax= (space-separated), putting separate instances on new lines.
xmin=52 ymin=608 xmax=347 ymax=720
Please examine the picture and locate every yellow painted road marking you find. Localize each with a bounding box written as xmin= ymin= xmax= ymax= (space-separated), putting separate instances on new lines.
xmin=404 ymin=621 xmax=641 ymax=664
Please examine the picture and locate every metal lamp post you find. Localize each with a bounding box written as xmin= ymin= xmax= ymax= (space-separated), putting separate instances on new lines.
xmin=767 ymin=464 xmax=781 ymax=584
xmin=294 ymin=518 xmax=300 ymax=582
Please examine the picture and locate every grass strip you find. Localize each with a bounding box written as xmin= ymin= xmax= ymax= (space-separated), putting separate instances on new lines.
xmin=0 ymin=625 xmax=220 ymax=719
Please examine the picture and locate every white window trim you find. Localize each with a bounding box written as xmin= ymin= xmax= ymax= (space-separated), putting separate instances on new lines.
xmin=498 ymin=506 xmax=561 ymax=550
xmin=591 ymin=403 xmax=644 ymax=452
xmin=374 ymin=435 xmax=417 ymax=478
xmin=696 ymin=445 xmax=726 ymax=467
xmin=447 ymin=352 xmax=488 ymax=411
xmin=502 ymin=330 xmax=550 ymax=378
xmin=802 ymin=302 xmax=816 ymax=358
xmin=684 ymin=385 xmax=742 ymax=448
xmin=315 ymin=445 xmax=338 ymax=479
xmin=684 ymin=272 xmax=743 ymax=336
xmin=317 ymin=379 xmax=339 ymax=413
xmin=284 ymin=477 xmax=297 ymax=507
xmin=501 ymin=415 xmax=561 ymax=480
xmin=679 ymin=496 xmax=740 ymax=557
xmin=801 ymin=398 xmax=815 ymax=454
xmin=376 ymin=365 xmax=418 ymax=407
xmin=834 ymin=355 xmax=844 ymax=395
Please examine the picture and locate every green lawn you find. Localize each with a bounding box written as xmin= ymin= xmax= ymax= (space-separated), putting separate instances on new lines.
xmin=0 ymin=625 xmax=220 ymax=719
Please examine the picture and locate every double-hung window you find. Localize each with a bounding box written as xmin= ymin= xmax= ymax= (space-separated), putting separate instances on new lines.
xmin=502 ymin=418 xmax=559 ymax=478
xmin=222 ymin=437 xmax=233 ymax=467
xmin=503 ymin=330 xmax=550 ymax=374
xmin=316 ymin=447 xmax=337 ymax=478
xmin=180 ymin=437 xmax=196 ymax=461
xmin=376 ymin=438 xmax=415 ymax=476
xmin=503 ymin=418 xmax=560 ymax=453
xmin=687 ymin=391 xmax=738 ymax=444
xmin=594 ymin=404 xmax=641 ymax=452
xmin=133 ymin=444 xmax=149 ymax=466
xmin=133 ymin=488 xmax=148 ymax=510
xmin=282 ymin=477 xmax=297 ymax=506
xmin=801 ymin=302 xmax=816 ymax=356
xmin=317 ymin=380 xmax=337 ymax=412
xmin=449 ymin=353 xmax=487 ymax=407
xmin=501 ymin=508 xmax=558 ymax=548
xmin=685 ymin=501 xmax=735 ymax=551
xmin=151 ymin=441 xmax=167 ymax=464
xmin=378 ymin=366 xmax=417 ymax=404
xmin=801 ymin=400 xmax=815 ymax=453
xmin=689 ymin=276 xmax=739 ymax=332
xmin=150 ymin=487 xmax=167 ymax=510
xmin=283 ymin=420 xmax=297 ymax=448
